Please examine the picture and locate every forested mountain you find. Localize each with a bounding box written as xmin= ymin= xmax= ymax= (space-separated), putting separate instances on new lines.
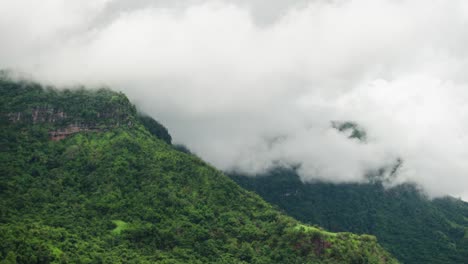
xmin=231 ymin=169 xmax=468 ymax=264
xmin=0 ymin=77 xmax=397 ymax=263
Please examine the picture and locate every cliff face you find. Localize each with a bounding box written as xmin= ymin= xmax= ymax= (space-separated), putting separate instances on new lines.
xmin=1 ymin=78 xmax=172 ymax=143
xmin=8 ymin=107 xmax=96 ymax=140
xmin=7 ymin=107 xmax=68 ymax=124
xmin=1 ymin=79 xmax=136 ymax=141
xmin=48 ymin=124 xmax=101 ymax=141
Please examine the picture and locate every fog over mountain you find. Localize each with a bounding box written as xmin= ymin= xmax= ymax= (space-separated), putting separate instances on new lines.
xmin=2 ymin=0 xmax=468 ymax=199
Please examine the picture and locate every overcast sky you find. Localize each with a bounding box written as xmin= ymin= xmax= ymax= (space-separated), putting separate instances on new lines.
xmin=2 ymin=0 xmax=468 ymax=199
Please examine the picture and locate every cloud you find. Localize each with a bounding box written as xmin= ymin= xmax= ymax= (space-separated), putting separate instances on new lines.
xmin=2 ymin=0 xmax=468 ymax=199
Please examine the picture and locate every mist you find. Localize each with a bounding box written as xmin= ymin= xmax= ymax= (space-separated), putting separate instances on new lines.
xmin=2 ymin=0 xmax=468 ymax=199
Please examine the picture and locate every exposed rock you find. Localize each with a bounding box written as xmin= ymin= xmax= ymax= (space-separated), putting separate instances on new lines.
xmin=49 ymin=124 xmax=101 ymax=141
xmin=8 ymin=107 xmax=67 ymax=124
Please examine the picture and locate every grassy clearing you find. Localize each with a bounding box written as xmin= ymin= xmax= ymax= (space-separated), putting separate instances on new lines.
xmin=111 ymin=220 xmax=129 ymax=235
xmin=293 ymin=224 xmax=337 ymax=237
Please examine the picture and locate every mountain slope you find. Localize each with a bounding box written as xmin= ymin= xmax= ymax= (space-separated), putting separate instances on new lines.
xmin=230 ymin=169 xmax=468 ymax=264
xmin=0 ymin=78 xmax=397 ymax=263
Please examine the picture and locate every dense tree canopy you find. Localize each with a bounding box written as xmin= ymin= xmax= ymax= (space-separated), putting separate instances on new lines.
xmin=231 ymin=168 xmax=468 ymax=264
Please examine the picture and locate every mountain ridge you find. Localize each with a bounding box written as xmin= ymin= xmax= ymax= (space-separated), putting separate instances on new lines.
xmin=0 ymin=77 xmax=397 ymax=263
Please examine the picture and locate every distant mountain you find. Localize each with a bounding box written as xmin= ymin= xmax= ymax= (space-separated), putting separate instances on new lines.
xmin=0 ymin=77 xmax=397 ymax=263
xmin=230 ymin=168 xmax=468 ymax=264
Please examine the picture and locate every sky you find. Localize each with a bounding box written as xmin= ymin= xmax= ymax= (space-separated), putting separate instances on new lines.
xmin=1 ymin=0 xmax=468 ymax=199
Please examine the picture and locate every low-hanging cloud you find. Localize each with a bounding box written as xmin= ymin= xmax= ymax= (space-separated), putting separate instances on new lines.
xmin=2 ymin=0 xmax=468 ymax=199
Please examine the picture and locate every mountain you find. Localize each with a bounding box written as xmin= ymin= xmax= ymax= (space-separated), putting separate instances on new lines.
xmin=0 ymin=77 xmax=397 ymax=263
xmin=230 ymin=168 xmax=468 ymax=264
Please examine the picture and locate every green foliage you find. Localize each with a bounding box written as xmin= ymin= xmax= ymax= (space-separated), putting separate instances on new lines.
xmin=231 ymin=168 xmax=468 ymax=264
xmin=111 ymin=220 xmax=130 ymax=235
xmin=0 ymin=78 xmax=397 ymax=263
xmin=138 ymin=114 xmax=172 ymax=144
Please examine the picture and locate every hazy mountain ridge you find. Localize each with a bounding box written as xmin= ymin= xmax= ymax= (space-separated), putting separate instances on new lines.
xmin=230 ymin=169 xmax=468 ymax=264
xmin=0 ymin=78 xmax=396 ymax=263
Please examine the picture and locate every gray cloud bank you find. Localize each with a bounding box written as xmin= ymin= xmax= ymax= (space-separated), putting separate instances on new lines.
xmin=2 ymin=0 xmax=468 ymax=199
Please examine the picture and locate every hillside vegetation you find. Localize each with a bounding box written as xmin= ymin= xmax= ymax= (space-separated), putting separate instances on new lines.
xmin=0 ymin=77 xmax=397 ymax=263
xmin=231 ymin=168 xmax=468 ymax=264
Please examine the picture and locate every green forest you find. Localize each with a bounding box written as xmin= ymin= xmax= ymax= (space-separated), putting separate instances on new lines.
xmin=231 ymin=168 xmax=468 ymax=264
xmin=0 ymin=77 xmax=397 ymax=263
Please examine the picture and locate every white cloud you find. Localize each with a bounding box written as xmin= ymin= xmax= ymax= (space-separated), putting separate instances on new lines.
xmin=2 ymin=0 xmax=468 ymax=199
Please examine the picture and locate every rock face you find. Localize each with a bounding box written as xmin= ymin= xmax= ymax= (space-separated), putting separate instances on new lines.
xmin=32 ymin=107 xmax=67 ymax=123
xmin=7 ymin=108 xmax=109 ymax=141
xmin=2 ymin=83 xmax=138 ymax=141
xmin=8 ymin=107 xmax=67 ymax=124
xmin=2 ymin=82 xmax=170 ymax=143
xmin=48 ymin=124 xmax=101 ymax=141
